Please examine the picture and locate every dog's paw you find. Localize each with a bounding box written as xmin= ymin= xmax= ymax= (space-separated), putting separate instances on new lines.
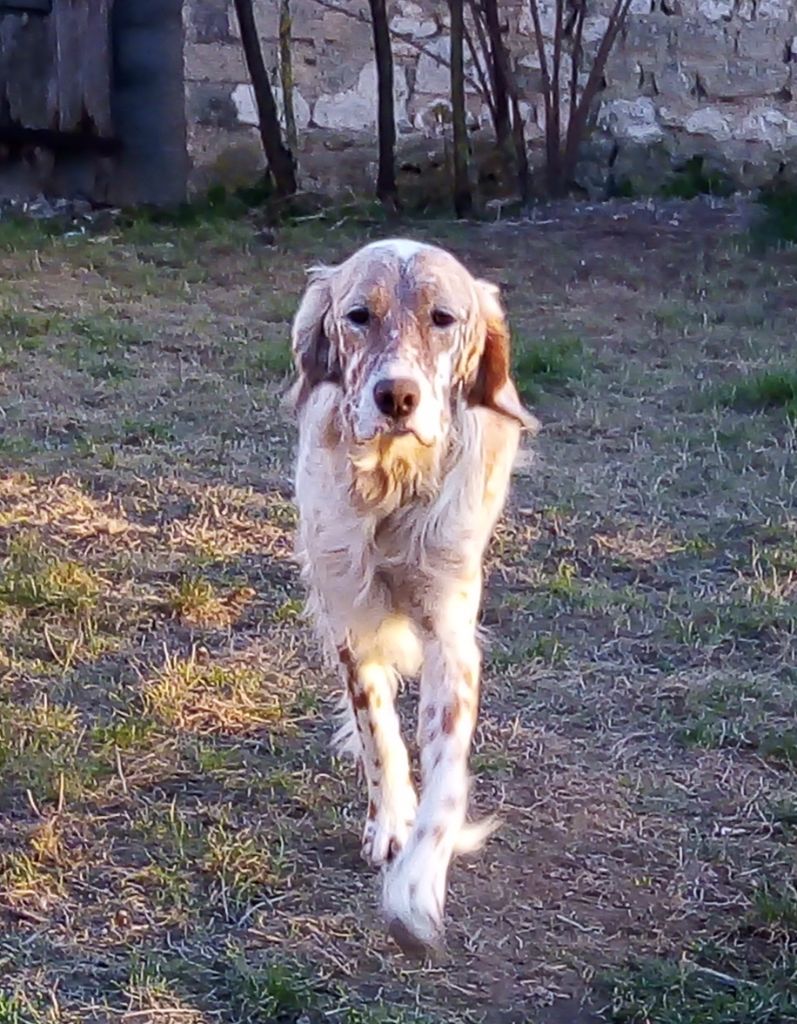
xmin=361 ymin=788 xmax=417 ymax=868
xmin=381 ymin=841 xmax=447 ymax=956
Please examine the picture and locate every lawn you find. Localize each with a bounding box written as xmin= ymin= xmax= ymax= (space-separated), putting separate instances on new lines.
xmin=0 ymin=200 xmax=795 ymax=1024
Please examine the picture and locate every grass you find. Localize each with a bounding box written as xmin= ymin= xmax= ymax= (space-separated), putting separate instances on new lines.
xmin=0 ymin=995 xmax=27 ymax=1024
xmin=711 ymin=368 xmax=797 ymax=420
xmin=0 ymin=201 xmax=796 ymax=1022
xmin=512 ymin=332 xmax=585 ymax=400
xmin=752 ymin=183 xmax=797 ymax=248
xmin=660 ymin=155 xmax=734 ymax=201
xmin=223 ymin=955 xmax=323 ymax=1022
xmin=0 ymin=536 xmax=101 ymax=614
xmin=672 ymin=675 xmax=797 ymax=767
xmin=607 ymin=958 xmax=797 ymax=1024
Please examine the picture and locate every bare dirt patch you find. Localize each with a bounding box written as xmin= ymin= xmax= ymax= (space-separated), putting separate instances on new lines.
xmin=0 ymin=201 xmax=795 ymax=1023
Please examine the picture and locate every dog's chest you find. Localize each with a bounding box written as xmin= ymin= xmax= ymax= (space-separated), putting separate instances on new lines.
xmin=369 ymin=507 xmax=463 ymax=608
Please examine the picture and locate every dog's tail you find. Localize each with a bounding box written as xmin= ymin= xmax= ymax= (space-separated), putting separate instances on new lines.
xmin=454 ymin=814 xmax=501 ymax=855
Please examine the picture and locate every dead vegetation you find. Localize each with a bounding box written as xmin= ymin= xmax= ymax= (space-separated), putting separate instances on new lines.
xmin=0 ymin=201 xmax=795 ymax=1023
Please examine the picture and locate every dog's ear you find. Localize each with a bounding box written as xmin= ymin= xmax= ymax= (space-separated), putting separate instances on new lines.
xmin=467 ymin=280 xmax=540 ymax=432
xmin=290 ymin=266 xmax=341 ymax=407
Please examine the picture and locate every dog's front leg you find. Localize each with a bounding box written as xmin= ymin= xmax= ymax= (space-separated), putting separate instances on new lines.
xmin=381 ymin=578 xmax=483 ymax=953
xmin=337 ymin=641 xmax=418 ymax=868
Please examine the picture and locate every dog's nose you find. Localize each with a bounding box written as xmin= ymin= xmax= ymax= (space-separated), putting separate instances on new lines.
xmin=373 ymin=378 xmax=420 ymax=420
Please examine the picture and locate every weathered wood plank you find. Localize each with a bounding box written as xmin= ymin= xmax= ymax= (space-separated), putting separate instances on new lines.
xmin=0 ymin=0 xmax=112 ymax=136
xmin=0 ymin=12 xmax=56 ymax=129
xmin=53 ymin=0 xmax=112 ymax=134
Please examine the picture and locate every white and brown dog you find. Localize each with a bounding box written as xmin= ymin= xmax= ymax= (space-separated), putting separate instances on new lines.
xmin=289 ymin=238 xmax=538 ymax=954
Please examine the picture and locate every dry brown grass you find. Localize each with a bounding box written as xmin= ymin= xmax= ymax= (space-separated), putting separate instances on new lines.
xmin=0 ymin=203 xmax=795 ymax=1023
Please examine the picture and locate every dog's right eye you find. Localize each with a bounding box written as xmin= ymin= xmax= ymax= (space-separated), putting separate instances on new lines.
xmin=347 ymin=307 xmax=370 ymax=326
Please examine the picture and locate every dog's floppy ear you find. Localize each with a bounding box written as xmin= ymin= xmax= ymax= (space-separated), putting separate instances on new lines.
xmin=467 ymin=280 xmax=540 ymax=432
xmin=290 ymin=265 xmax=341 ymax=407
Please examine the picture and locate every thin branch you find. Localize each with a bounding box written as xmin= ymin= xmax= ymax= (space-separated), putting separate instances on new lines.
xmin=464 ymin=15 xmax=496 ymax=125
xmin=568 ymin=0 xmax=586 ymax=117
xmin=563 ymin=0 xmax=632 ymax=176
xmin=309 ymin=0 xmax=485 ymax=96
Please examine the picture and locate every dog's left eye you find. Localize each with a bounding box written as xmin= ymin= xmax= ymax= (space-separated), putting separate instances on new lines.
xmin=347 ymin=307 xmax=370 ymax=326
xmin=431 ymin=310 xmax=456 ymax=328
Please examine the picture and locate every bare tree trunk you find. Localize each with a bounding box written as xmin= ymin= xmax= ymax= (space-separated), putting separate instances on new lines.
xmin=368 ymin=0 xmax=399 ymax=208
xmin=527 ymin=0 xmax=632 ymax=197
xmin=547 ymin=0 xmax=564 ymax=196
xmin=527 ymin=0 xmax=558 ymax=193
xmin=480 ymin=0 xmax=511 ymax=155
xmin=233 ymin=0 xmax=296 ymax=196
xmin=450 ymin=0 xmax=472 ymax=216
xmin=562 ymin=0 xmax=632 ymax=182
xmin=279 ymin=0 xmax=297 ymax=155
xmin=470 ymin=0 xmax=531 ymax=204
xmin=510 ymin=95 xmax=532 ymax=204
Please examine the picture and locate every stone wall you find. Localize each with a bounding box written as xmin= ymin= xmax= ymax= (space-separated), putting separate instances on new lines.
xmin=183 ymin=0 xmax=797 ymax=196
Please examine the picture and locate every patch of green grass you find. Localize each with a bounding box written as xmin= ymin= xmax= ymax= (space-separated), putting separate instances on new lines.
xmin=750 ymin=879 xmax=797 ymax=932
xmin=0 ymin=218 xmax=54 ymax=253
xmin=712 ymin=368 xmax=797 ymax=420
xmin=203 ymin=822 xmax=289 ymax=916
xmin=0 ymin=698 xmax=114 ymax=803
xmin=244 ymin=339 xmax=293 ymax=378
xmin=666 ymin=595 xmax=796 ymax=648
xmin=512 ymin=333 xmax=585 ymax=399
xmin=143 ymin=651 xmax=290 ymax=732
xmin=490 ymin=632 xmax=568 ymax=670
xmin=222 ymin=954 xmax=323 ymax=1023
xmin=118 ymin=418 xmax=176 ymax=446
xmin=770 ymin=798 xmax=797 ymax=842
xmin=0 ymin=436 xmax=37 ymax=459
xmin=607 ymin=958 xmax=797 ymax=1024
xmin=661 ymin=156 xmax=734 ymax=200
xmin=273 ymin=596 xmax=304 ymax=623
xmin=0 ymin=307 xmax=59 ymax=342
xmin=69 ymin=314 xmax=145 ymax=350
xmin=471 ymin=749 xmax=513 ymax=776
xmin=0 ymin=535 xmax=101 ymax=614
xmin=165 ymin=574 xmax=226 ymax=626
xmin=751 ymin=184 xmax=797 ymax=248
xmin=673 ymin=676 xmax=797 ymax=768
xmin=0 ymin=993 xmax=30 ymax=1024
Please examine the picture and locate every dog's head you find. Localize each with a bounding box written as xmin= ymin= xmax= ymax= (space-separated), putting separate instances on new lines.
xmin=291 ymin=238 xmax=537 ymax=447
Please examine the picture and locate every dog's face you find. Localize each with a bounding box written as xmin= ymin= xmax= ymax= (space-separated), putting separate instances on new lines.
xmin=291 ymin=239 xmax=536 ymax=446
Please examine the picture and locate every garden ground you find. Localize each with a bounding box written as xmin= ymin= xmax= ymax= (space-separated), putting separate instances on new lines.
xmin=0 ymin=198 xmax=795 ymax=1023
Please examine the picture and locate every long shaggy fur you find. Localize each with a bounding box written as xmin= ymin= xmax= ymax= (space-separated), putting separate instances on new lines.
xmin=290 ymin=238 xmax=539 ymax=954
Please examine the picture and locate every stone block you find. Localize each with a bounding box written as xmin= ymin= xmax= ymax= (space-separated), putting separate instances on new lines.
xmin=695 ymin=0 xmax=734 ymax=21
xmin=621 ymin=15 xmax=675 ymax=59
xmin=312 ymin=63 xmax=409 ymax=131
xmin=736 ymin=21 xmax=793 ymax=60
xmin=654 ymin=61 xmax=698 ymax=100
xmin=232 ymin=82 xmax=312 ymax=131
xmin=414 ymin=35 xmax=480 ymax=95
xmin=683 ymin=105 xmax=733 ymax=140
xmin=731 ymin=105 xmax=797 ymax=145
xmin=610 ymin=140 xmax=675 ymax=193
xmin=184 ymin=42 xmax=247 ymax=82
xmin=186 ymin=81 xmax=240 ymax=129
xmin=699 ymin=61 xmax=789 ymax=99
xmin=597 ymin=97 xmax=665 ymax=143
xmin=390 ymin=13 xmax=437 ymax=37
xmin=602 ymin=50 xmax=643 ymax=89
xmin=674 ymin=19 xmax=728 ymax=60
xmin=757 ymin=0 xmax=792 ymax=18
xmin=189 ymin=0 xmax=232 ymax=43
xmin=415 ymin=36 xmax=450 ymax=94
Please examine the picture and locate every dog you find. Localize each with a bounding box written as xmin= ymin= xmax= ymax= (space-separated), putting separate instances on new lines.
xmin=289 ymin=238 xmax=538 ymax=954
